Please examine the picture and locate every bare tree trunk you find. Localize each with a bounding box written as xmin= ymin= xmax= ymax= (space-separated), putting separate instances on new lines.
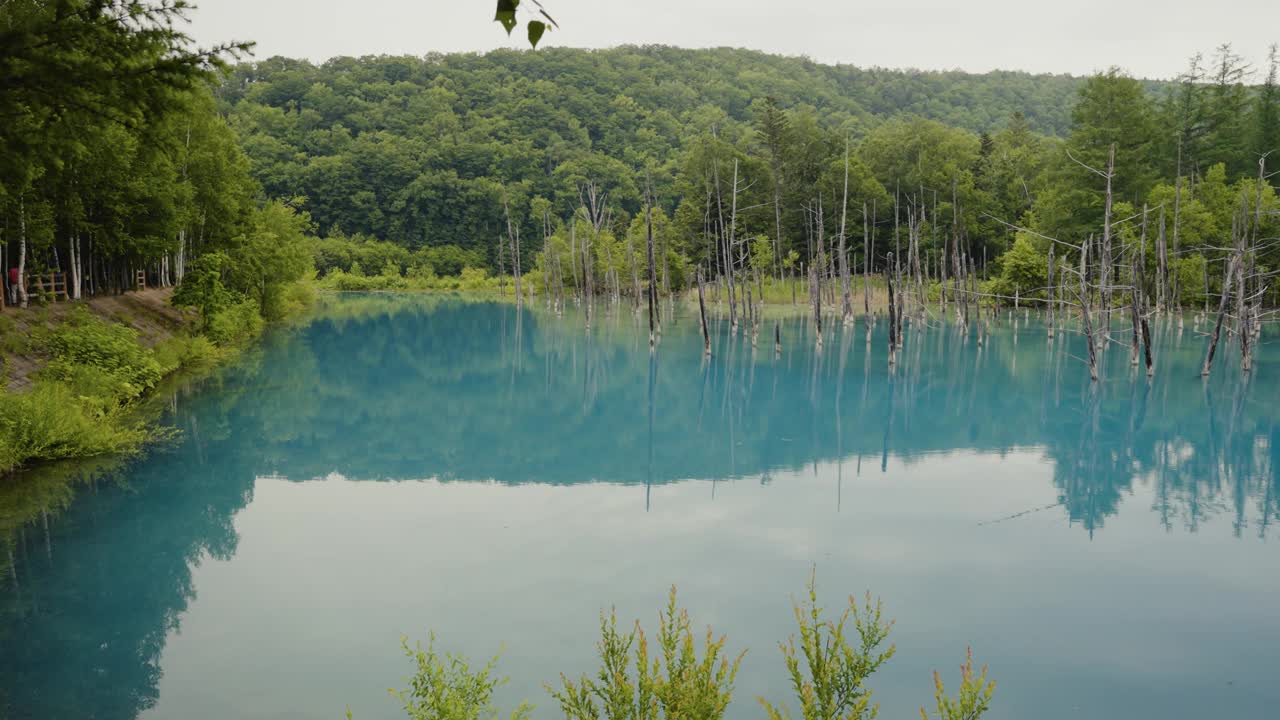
xmin=1202 ymin=252 xmax=1239 ymax=376
xmin=810 ymin=260 xmax=823 ymax=349
xmin=627 ymin=221 xmax=641 ymax=312
xmin=497 ymin=234 xmax=506 ymax=297
xmin=1171 ymin=141 xmax=1183 ymax=309
xmin=502 ymin=196 xmax=523 ymax=306
xmin=951 ymin=180 xmax=964 ymax=326
xmin=839 ymin=138 xmax=852 ymax=325
xmin=912 ymin=202 xmax=926 ymax=316
xmin=1137 ymin=207 xmax=1154 ymax=375
xmin=886 ymin=257 xmax=897 ymax=365
xmin=1078 ymin=241 xmax=1098 ymax=381
xmin=728 ymin=161 xmax=742 ymax=330
xmin=646 ymin=186 xmax=657 ymax=348
xmin=862 ymin=202 xmax=871 ymax=315
xmin=1237 ymin=255 xmax=1250 ymax=372
xmin=697 ymin=267 xmax=711 ymax=355
xmin=17 ymin=196 xmax=28 ymax=308
xmin=1100 ymin=143 xmax=1115 ymax=348
xmin=1047 ymin=246 xmax=1056 ymax=339
xmin=569 ymin=221 xmax=579 ymax=300
xmin=1156 ymin=206 xmax=1168 ymax=311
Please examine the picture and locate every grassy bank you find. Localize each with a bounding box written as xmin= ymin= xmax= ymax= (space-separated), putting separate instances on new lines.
xmin=0 ymin=283 xmax=313 ymax=474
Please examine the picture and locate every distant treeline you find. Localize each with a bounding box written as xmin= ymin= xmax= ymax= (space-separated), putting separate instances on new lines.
xmin=217 ymin=44 xmax=1278 ymax=307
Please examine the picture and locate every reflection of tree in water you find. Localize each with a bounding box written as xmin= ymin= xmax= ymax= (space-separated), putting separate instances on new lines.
xmin=0 ymin=298 xmax=1276 ymax=719
xmin=1039 ymin=330 xmax=1277 ymax=537
xmin=0 ymin=390 xmax=256 ymax=720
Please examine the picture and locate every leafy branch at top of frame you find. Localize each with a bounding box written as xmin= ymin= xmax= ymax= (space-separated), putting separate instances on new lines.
xmin=494 ymin=0 xmax=559 ymax=49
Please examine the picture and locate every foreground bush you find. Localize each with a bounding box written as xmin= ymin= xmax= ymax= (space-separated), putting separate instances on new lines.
xmin=360 ymin=574 xmax=995 ymax=720
xmin=42 ymin=308 xmax=163 ymax=395
xmin=0 ymin=381 xmax=148 ymax=471
xmin=0 ymin=310 xmax=220 ymax=472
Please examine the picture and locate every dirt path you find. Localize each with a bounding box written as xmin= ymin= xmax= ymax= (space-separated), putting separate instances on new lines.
xmin=1 ymin=288 xmax=190 ymax=392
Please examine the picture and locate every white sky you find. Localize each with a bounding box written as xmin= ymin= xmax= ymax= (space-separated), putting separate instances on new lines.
xmin=186 ymin=0 xmax=1278 ymax=80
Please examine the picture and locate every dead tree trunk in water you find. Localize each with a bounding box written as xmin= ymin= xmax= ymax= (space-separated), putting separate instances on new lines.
xmin=1156 ymin=206 xmax=1169 ymax=311
xmin=502 ymin=195 xmax=523 ymax=306
xmin=839 ymin=138 xmax=853 ymax=325
xmin=496 ymin=235 xmax=506 ymax=297
xmin=951 ymin=180 xmax=964 ymax=326
xmin=1171 ymin=142 xmax=1183 ymax=311
xmin=697 ymin=267 xmax=711 ymax=356
xmin=1202 ymin=252 xmax=1239 ymax=377
xmin=1047 ymin=245 xmax=1056 ymax=339
xmin=1137 ymin=207 xmax=1154 ymax=376
xmin=646 ymin=185 xmax=658 ymax=349
xmin=1077 ymin=240 xmax=1099 ymax=381
xmin=569 ymin=221 xmax=580 ymax=300
xmin=1100 ymin=143 xmax=1115 ymax=345
xmin=862 ymin=202 xmax=871 ymax=316
xmin=886 ymin=254 xmax=897 ymax=365
xmin=810 ymin=260 xmax=823 ymax=349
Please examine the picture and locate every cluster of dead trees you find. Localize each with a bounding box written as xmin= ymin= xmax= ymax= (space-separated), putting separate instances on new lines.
xmin=502 ymin=145 xmax=1274 ymax=385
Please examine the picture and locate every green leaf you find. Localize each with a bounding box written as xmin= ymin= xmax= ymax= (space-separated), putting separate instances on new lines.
xmin=527 ymin=20 xmax=547 ymax=49
xmin=494 ymin=0 xmax=519 ymax=35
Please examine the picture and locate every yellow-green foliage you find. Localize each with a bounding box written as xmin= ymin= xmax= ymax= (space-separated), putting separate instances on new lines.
xmin=385 ymin=633 xmax=532 ymax=720
xmin=316 ymin=266 xmax=508 ymax=295
xmin=760 ymin=574 xmax=895 ymax=720
xmin=205 ymin=298 xmax=265 ymax=347
xmin=370 ymin=576 xmax=994 ymax=720
xmin=153 ymin=334 xmax=224 ymax=374
xmin=0 ymin=377 xmax=148 ymax=471
xmin=552 ymin=586 xmax=743 ymax=720
xmin=920 ymin=648 xmax=996 ymax=720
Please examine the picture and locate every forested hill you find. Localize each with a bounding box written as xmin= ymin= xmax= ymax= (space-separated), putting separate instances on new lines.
xmin=219 ymin=46 xmax=1088 ymax=136
xmin=215 ymin=46 xmax=1092 ymax=249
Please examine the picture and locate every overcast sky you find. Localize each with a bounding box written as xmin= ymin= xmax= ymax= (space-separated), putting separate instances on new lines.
xmin=187 ymin=1 xmax=1277 ymax=80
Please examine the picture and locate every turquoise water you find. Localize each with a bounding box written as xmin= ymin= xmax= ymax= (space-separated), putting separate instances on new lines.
xmin=2 ymin=294 xmax=1278 ymax=720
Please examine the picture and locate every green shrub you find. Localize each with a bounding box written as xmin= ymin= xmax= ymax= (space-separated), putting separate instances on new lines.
xmin=42 ymin=308 xmax=162 ymax=394
xmin=759 ymin=574 xmax=895 ymax=720
xmin=920 ymin=648 xmax=996 ymax=720
xmin=278 ymin=279 xmax=318 ymax=318
xmin=205 ymin=299 xmax=264 ymax=347
xmin=383 ymin=634 xmax=531 ymax=720
xmin=552 ymin=586 xmax=742 ymax=720
xmin=459 ymin=267 xmax=491 ymax=291
xmin=367 ymin=576 xmax=995 ymax=720
xmin=0 ymin=381 xmax=147 ymax=471
xmin=173 ymin=251 xmax=236 ymax=326
xmin=153 ymin=335 xmax=223 ymax=374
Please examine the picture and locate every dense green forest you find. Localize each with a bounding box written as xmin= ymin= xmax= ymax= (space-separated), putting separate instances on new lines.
xmin=3 ymin=4 xmax=1277 ymax=319
xmin=0 ymin=0 xmax=309 ymax=320
xmin=216 ymin=43 xmax=1278 ymax=310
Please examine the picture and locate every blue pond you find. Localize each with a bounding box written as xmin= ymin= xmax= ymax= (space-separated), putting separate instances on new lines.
xmin=1 ymin=294 xmax=1277 ymax=720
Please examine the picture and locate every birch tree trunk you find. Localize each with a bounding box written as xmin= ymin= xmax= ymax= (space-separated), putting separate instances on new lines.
xmin=18 ymin=196 xmax=29 ymax=308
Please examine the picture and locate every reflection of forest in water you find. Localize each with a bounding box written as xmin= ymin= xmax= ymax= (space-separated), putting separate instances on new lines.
xmin=0 ymin=295 xmax=1277 ymax=719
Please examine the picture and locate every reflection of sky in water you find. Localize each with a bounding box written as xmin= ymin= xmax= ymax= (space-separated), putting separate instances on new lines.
xmin=2 ymin=296 xmax=1278 ymax=720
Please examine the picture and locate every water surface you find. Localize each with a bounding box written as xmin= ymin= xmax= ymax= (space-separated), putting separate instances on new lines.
xmin=2 ymin=295 xmax=1278 ymax=720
